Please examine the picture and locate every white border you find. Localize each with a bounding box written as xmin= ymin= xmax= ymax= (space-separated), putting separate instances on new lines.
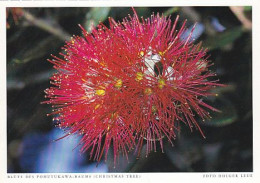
xmin=1 ymin=0 xmax=259 ymax=183
xmin=0 ymin=0 xmax=256 ymax=7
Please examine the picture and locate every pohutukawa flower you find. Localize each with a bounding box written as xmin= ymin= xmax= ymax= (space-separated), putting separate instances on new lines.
xmin=44 ymin=8 xmax=223 ymax=165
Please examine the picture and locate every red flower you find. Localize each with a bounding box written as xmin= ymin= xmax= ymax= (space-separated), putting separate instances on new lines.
xmin=44 ymin=8 xmax=222 ymax=165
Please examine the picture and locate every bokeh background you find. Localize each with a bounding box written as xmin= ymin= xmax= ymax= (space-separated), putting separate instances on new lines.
xmin=7 ymin=7 xmax=252 ymax=173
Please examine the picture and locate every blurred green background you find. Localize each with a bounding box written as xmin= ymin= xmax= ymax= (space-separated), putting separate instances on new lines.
xmin=7 ymin=7 xmax=252 ymax=173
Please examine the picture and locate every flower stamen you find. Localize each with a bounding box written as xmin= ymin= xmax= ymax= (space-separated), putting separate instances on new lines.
xmin=95 ymin=104 xmax=101 ymax=110
xmin=144 ymin=88 xmax=153 ymax=95
xmin=135 ymin=72 xmax=144 ymax=82
xmin=111 ymin=112 xmax=118 ymax=120
xmin=95 ymin=87 xmax=106 ymax=96
xmin=152 ymin=105 xmax=157 ymax=113
xmin=158 ymin=78 xmax=166 ymax=89
xmin=114 ymin=79 xmax=123 ymax=89
xmin=139 ymin=51 xmax=145 ymax=57
xmin=159 ymin=50 xmax=166 ymax=56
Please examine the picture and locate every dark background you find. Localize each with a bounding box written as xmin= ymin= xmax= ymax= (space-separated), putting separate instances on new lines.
xmin=7 ymin=7 xmax=252 ymax=173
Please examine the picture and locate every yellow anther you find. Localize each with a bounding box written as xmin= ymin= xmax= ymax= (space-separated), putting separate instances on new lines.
xmin=111 ymin=112 xmax=118 ymax=120
xmin=159 ymin=50 xmax=166 ymax=56
xmin=135 ymin=72 xmax=144 ymax=82
xmin=95 ymin=104 xmax=101 ymax=110
xmin=144 ymin=88 xmax=153 ymax=95
xmin=158 ymin=78 xmax=166 ymax=89
xmin=81 ymin=96 xmax=88 ymax=99
xmin=70 ymin=37 xmax=75 ymax=44
xmin=140 ymin=51 xmax=145 ymax=57
xmin=95 ymin=89 xmax=105 ymax=96
xmin=215 ymin=93 xmax=219 ymax=97
xmin=152 ymin=105 xmax=157 ymax=113
xmin=114 ymin=79 xmax=123 ymax=89
xmin=100 ymin=61 xmax=107 ymax=67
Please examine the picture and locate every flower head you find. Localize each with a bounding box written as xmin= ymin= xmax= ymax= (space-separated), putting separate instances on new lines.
xmin=44 ymin=8 xmax=222 ymax=165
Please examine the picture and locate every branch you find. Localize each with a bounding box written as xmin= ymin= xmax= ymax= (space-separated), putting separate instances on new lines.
xmin=22 ymin=9 xmax=71 ymax=41
xmin=230 ymin=6 xmax=252 ymax=30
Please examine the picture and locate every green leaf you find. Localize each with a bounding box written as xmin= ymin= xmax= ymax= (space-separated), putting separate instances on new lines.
xmin=244 ymin=6 xmax=252 ymax=11
xmin=164 ymin=7 xmax=179 ymax=16
xmin=200 ymin=97 xmax=238 ymax=127
xmin=203 ymin=26 xmax=244 ymax=50
xmin=135 ymin=7 xmax=151 ymax=17
xmin=9 ymin=36 xmax=62 ymax=65
xmin=85 ymin=7 xmax=111 ymax=31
